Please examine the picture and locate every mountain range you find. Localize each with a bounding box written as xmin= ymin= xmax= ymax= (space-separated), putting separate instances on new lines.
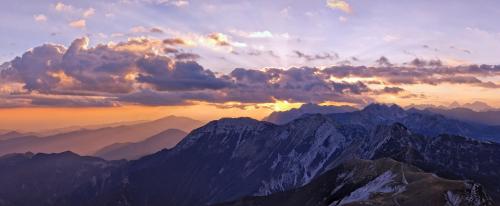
xmin=265 ymin=102 xmax=500 ymax=128
xmin=0 ymin=115 xmax=203 ymax=156
xmin=263 ymin=103 xmax=357 ymax=124
xmin=406 ymin=101 xmax=499 ymax=112
xmin=0 ymin=104 xmax=498 ymax=206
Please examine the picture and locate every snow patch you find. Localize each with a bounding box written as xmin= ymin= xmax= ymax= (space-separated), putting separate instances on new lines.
xmin=337 ymin=171 xmax=405 ymax=205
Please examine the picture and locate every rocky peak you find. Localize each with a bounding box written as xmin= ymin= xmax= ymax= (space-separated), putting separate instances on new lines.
xmin=373 ymin=123 xmax=412 ymax=139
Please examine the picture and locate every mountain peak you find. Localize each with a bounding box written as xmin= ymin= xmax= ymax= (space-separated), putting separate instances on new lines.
xmin=364 ymin=103 xmax=403 ymax=111
xmin=362 ymin=103 xmax=406 ymax=118
xmin=214 ymin=117 xmax=264 ymax=127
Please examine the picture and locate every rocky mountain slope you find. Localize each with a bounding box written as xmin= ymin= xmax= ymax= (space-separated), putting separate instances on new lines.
xmin=217 ymin=158 xmax=494 ymax=206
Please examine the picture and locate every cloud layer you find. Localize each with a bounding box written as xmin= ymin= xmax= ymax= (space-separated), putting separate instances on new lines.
xmin=0 ymin=37 xmax=499 ymax=108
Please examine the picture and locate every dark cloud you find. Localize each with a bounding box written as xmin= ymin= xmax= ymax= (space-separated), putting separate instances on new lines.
xmin=207 ymin=33 xmax=231 ymax=46
xmin=150 ymin=27 xmax=164 ymax=34
xmin=163 ymin=38 xmax=186 ymax=45
xmin=375 ymin=56 xmax=393 ymax=67
xmin=174 ymin=52 xmax=201 ymax=60
xmin=136 ymin=58 xmax=232 ymax=91
xmin=332 ymin=81 xmax=370 ymax=94
xmin=293 ymin=50 xmax=338 ymax=61
xmin=408 ymin=58 xmax=442 ymax=67
xmin=381 ymin=86 xmax=404 ymax=94
xmin=232 ymin=49 xmax=279 ymax=59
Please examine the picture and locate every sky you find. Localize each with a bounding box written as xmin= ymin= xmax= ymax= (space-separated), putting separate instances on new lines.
xmin=0 ymin=0 xmax=500 ymax=131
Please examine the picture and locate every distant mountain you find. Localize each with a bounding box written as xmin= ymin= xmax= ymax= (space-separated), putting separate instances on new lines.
xmin=263 ymin=103 xmax=357 ymax=124
xmin=218 ymin=158 xmax=494 ymax=206
xmin=0 ymin=131 xmax=32 ymax=141
xmin=0 ymin=115 xmax=204 ymax=156
xmin=460 ymin=101 xmax=497 ymax=112
xmin=407 ymin=101 xmax=499 ymax=112
xmin=35 ymin=119 xmax=149 ymax=137
xmin=421 ymin=107 xmax=500 ymax=126
xmin=0 ymin=152 xmax=125 ymax=206
xmin=93 ymin=129 xmax=187 ymax=160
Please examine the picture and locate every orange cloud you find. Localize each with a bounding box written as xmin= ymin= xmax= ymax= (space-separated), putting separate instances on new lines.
xmin=69 ymin=19 xmax=86 ymax=29
xmin=326 ymin=0 xmax=352 ymax=13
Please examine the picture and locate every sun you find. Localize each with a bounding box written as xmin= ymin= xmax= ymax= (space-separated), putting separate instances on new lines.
xmin=271 ymin=100 xmax=303 ymax=112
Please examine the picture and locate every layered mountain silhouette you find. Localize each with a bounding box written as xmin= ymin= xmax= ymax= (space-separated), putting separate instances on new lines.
xmin=0 ymin=104 xmax=498 ymax=206
xmin=93 ymin=129 xmax=187 ymax=160
xmin=0 ymin=131 xmax=31 ymax=141
xmin=0 ymin=115 xmax=203 ymax=156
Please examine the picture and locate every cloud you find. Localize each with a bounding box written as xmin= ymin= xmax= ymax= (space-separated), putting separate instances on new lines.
xmin=69 ymin=19 xmax=86 ymax=29
xmin=163 ymin=38 xmax=186 ymax=45
xmin=136 ymin=58 xmax=231 ymax=91
xmin=375 ymin=56 xmax=393 ymax=67
xmin=150 ymin=27 xmax=164 ymax=33
xmin=139 ymin=0 xmax=189 ymax=7
xmin=450 ymin=46 xmax=472 ymax=54
xmin=383 ymin=34 xmax=400 ymax=42
xmin=207 ymin=33 xmax=231 ymax=46
xmin=130 ymin=26 xmax=165 ymax=34
xmin=293 ymin=50 xmax=339 ymax=61
xmin=171 ymin=0 xmax=189 ymax=7
xmin=55 ymin=2 xmax=73 ymax=12
xmin=381 ymin=86 xmax=404 ymax=94
xmin=1 ymin=38 xmax=499 ymax=108
xmin=83 ymin=8 xmax=95 ymax=18
xmin=33 ymin=14 xmax=47 ymax=22
xmin=326 ymin=0 xmax=352 ymax=13
xmin=249 ymin=31 xmax=273 ymax=38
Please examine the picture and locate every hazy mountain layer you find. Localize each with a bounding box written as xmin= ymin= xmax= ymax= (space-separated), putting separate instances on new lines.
xmin=93 ymin=129 xmax=187 ymax=160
